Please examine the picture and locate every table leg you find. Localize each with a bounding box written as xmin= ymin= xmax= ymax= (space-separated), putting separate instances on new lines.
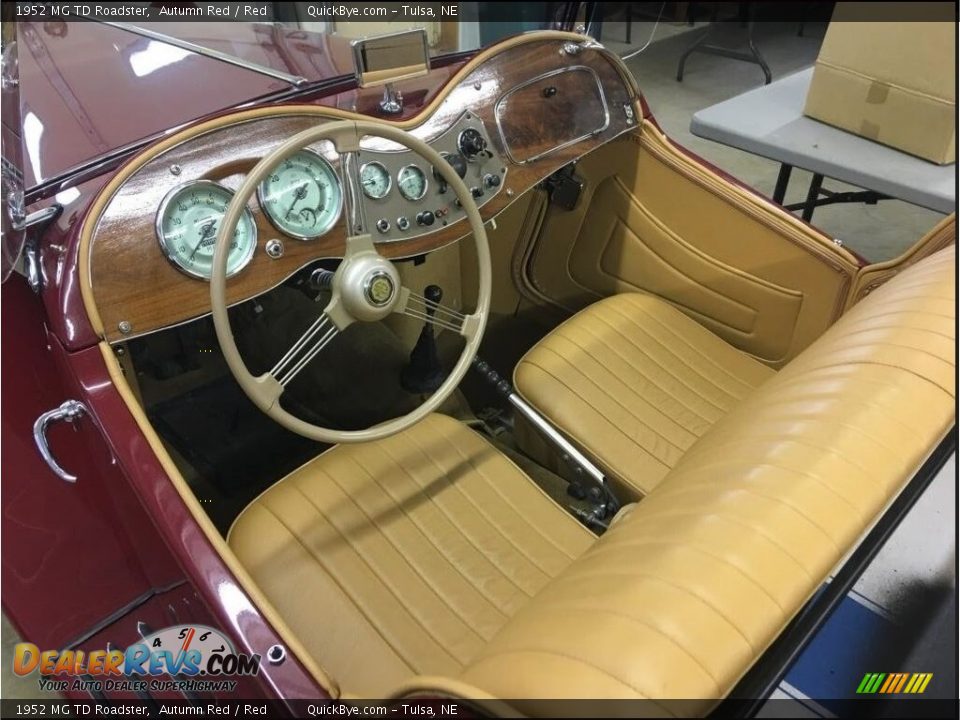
xmin=802 ymin=173 xmax=824 ymax=222
xmin=773 ymin=163 xmax=792 ymax=204
xmin=745 ymin=20 xmax=772 ymax=85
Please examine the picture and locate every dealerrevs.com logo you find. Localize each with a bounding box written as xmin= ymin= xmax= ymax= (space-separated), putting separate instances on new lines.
xmin=13 ymin=625 xmax=260 ymax=694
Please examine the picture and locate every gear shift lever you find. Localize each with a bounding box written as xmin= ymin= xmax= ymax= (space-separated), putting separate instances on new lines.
xmin=401 ymin=284 xmax=447 ymax=393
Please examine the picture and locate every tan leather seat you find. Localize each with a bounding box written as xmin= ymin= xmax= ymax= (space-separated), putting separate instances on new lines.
xmin=515 ymin=292 xmax=775 ymax=496
xmin=227 ymin=413 xmax=594 ymax=697
xmin=230 ymin=246 xmax=954 ymax=711
xmin=409 ymin=245 xmax=956 ymax=712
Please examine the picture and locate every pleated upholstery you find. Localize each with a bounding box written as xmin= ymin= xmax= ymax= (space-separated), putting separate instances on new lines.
xmin=514 ymin=292 xmax=775 ymax=495
xmin=457 ymin=246 xmax=955 ymax=711
xmin=227 ymin=413 xmax=594 ymax=697
xmin=229 ymin=246 xmax=954 ymax=709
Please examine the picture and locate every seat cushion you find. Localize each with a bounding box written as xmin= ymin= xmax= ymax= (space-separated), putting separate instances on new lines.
xmin=227 ymin=413 xmax=594 ymax=697
xmin=514 ymin=292 xmax=775 ymax=495
xmin=455 ymin=246 xmax=955 ymax=711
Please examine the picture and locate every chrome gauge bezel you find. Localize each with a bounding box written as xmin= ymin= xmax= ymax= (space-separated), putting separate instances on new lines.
xmin=256 ymin=148 xmax=344 ymax=241
xmin=396 ymin=164 xmax=428 ymax=201
xmin=155 ymin=179 xmax=257 ymax=281
xmin=359 ymin=160 xmax=392 ymax=200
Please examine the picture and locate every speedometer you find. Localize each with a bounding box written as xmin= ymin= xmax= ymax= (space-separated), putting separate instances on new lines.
xmin=258 ymin=149 xmax=343 ymax=239
xmin=156 ymin=180 xmax=257 ymax=280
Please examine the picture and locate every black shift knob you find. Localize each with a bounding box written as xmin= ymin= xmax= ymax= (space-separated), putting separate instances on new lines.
xmin=424 ymin=284 xmax=442 ymax=309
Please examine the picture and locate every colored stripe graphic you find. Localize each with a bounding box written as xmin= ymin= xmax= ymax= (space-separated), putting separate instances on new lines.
xmin=856 ymin=672 xmax=932 ymax=694
xmin=879 ymin=674 xmax=895 ymax=693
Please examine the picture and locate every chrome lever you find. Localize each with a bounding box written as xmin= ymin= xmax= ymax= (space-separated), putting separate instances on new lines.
xmin=33 ymin=400 xmax=87 ymax=483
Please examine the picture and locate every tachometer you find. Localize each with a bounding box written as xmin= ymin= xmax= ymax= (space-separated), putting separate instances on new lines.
xmin=257 ymin=149 xmax=343 ymax=239
xmin=360 ymin=161 xmax=391 ymax=199
xmin=156 ymin=180 xmax=257 ymax=280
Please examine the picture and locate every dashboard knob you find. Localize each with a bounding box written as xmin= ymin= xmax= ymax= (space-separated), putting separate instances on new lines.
xmin=434 ymin=153 xmax=467 ymax=181
xmin=376 ymin=218 xmax=390 ymax=234
xmin=396 ymin=216 xmax=410 ymax=231
xmin=416 ymin=211 xmax=435 ymax=226
xmin=483 ymin=173 xmax=501 ymax=189
xmin=470 ymin=186 xmax=483 ymax=198
xmin=458 ymin=128 xmax=487 ymax=158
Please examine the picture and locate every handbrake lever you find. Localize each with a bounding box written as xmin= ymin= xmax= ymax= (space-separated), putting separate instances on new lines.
xmin=470 ymin=356 xmax=621 ymax=525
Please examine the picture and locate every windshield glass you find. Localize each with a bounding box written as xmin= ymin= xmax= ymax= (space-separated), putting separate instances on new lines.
xmin=155 ymin=8 xmax=563 ymax=79
xmin=16 ymin=5 xmax=568 ymax=194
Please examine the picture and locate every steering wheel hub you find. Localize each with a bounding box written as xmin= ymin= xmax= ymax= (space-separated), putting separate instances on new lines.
xmin=334 ymin=252 xmax=402 ymax=321
xmin=364 ymin=271 xmax=396 ymax=307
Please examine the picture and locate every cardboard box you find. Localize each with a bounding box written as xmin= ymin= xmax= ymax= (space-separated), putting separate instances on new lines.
xmin=803 ymin=4 xmax=955 ymax=164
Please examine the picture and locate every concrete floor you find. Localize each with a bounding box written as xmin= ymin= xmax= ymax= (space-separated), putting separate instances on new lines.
xmin=2 ymin=615 xmax=56 ymax=700
xmin=1 ymin=18 xmax=954 ymax=706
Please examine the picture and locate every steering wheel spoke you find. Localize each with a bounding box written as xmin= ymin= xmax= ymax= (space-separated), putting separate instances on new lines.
xmin=396 ymin=288 xmax=479 ymax=338
xmin=344 ymin=232 xmax=376 ymax=258
xmin=268 ymin=307 xmax=344 ymax=388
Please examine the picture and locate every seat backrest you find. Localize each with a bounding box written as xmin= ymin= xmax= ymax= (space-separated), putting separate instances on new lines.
xmin=445 ymin=245 xmax=955 ymax=712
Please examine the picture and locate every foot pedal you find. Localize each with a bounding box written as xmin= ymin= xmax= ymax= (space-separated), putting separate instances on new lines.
xmin=476 ymin=406 xmax=512 ymax=438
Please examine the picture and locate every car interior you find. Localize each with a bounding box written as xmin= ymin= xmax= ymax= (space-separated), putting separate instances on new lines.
xmin=78 ymin=30 xmax=955 ymax=711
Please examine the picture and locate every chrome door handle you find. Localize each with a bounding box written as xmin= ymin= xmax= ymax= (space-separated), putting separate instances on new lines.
xmin=33 ymin=400 xmax=87 ymax=483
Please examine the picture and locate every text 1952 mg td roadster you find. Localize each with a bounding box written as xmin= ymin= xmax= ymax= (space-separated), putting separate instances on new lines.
xmin=1 ymin=6 xmax=955 ymax=715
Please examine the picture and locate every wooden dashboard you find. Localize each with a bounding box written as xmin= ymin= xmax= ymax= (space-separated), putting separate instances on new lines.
xmin=80 ymin=32 xmax=640 ymax=343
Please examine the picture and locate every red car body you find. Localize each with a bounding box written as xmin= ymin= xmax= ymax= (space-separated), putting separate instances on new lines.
xmin=2 ymin=20 xmax=477 ymax=703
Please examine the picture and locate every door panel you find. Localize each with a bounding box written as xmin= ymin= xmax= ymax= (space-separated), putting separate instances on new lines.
xmin=522 ymin=121 xmax=861 ymax=366
xmin=1 ymin=275 xmax=182 ymax=649
xmin=574 ymin=175 xmax=803 ymax=361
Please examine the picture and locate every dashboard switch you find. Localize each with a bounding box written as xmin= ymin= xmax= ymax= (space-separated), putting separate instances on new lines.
xmin=470 ymin=186 xmax=484 ymax=198
xmin=416 ymin=211 xmax=435 ymax=226
xmin=458 ymin=128 xmax=488 ymax=159
xmin=397 ymin=216 xmax=411 ymax=231
xmin=376 ymin=218 xmax=390 ymax=234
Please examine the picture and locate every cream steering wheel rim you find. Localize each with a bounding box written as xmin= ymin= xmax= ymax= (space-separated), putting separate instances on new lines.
xmin=210 ymin=120 xmax=491 ymax=444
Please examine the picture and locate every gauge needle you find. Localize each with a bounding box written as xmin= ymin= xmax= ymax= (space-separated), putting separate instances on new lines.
xmin=285 ymin=184 xmax=309 ymax=219
xmin=189 ymin=219 xmax=217 ymax=261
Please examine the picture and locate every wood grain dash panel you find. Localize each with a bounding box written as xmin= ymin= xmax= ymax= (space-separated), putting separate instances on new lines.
xmin=84 ymin=35 xmax=638 ymax=343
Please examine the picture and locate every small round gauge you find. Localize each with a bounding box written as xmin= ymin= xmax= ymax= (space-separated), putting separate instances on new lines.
xmin=360 ymin=161 xmax=391 ymax=199
xmin=156 ymin=180 xmax=256 ymax=280
xmin=257 ymin=149 xmax=343 ymax=239
xmin=397 ymin=165 xmax=428 ymax=201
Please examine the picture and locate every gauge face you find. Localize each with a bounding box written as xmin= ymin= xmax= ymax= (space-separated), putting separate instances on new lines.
xmin=156 ymin=181 xmax=256 ymax=280
xmin=257 ymin=150 xmax=343 ymax=239
xmin=397 ymin=165 xmax=428 ymax=201
xmin=360 ymin=161 xmax=391 ymax=199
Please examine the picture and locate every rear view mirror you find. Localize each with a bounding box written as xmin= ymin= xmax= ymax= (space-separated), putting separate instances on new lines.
xmin=351 ymin=29 xmax=430 ymax=88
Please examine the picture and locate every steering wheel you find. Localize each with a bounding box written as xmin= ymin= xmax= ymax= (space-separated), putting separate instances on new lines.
xmin=210 ymin=120 xmax=491 ymax=444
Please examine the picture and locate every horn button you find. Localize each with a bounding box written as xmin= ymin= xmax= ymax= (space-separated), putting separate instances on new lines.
xmin=365 ymin=271 xmax=396 ymax=307
xmin=337 ymin=253 xmax=402 ymax=322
